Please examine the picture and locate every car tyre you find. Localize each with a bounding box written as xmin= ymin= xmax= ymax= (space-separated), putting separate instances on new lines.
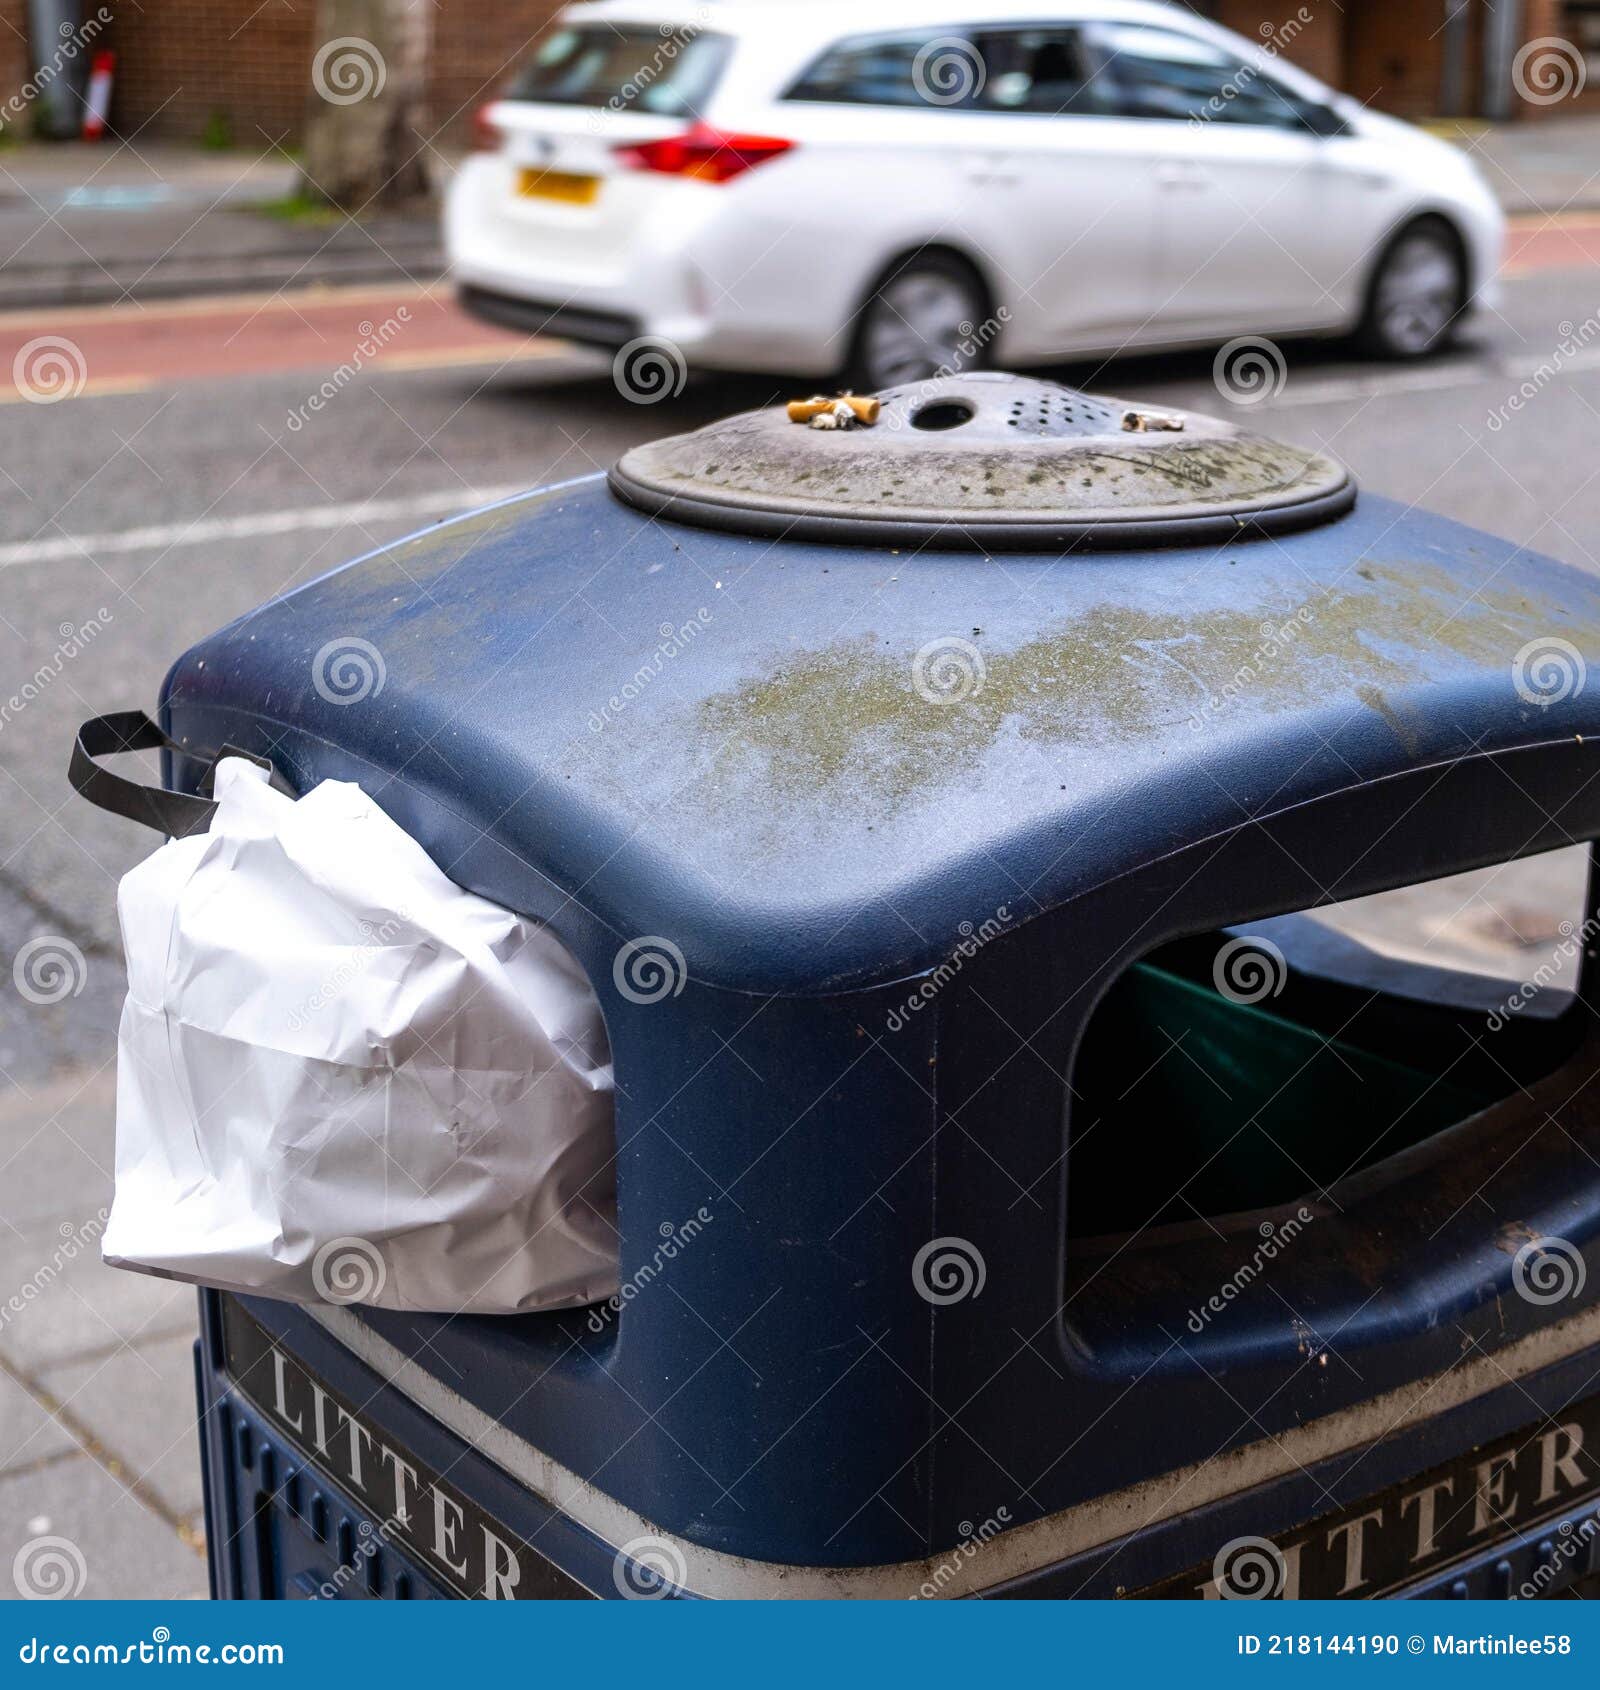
xmin=1357 ymin=218 xmax=1466 ymax=360
xmin=849 ymin=253 xmax=993 ymax=393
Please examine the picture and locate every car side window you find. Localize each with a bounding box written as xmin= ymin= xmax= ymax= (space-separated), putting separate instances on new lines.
xmin=1094 ymin=21 xmax=1319 ymax=130
xmin=785 ymin=31 xmax=978 ymax=108
xmin=970 ymin=28 xmax=1116 ymax=115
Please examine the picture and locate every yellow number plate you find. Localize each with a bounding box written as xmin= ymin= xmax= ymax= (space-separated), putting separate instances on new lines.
xmin=516 ymin=167 xmax=601 ymax=206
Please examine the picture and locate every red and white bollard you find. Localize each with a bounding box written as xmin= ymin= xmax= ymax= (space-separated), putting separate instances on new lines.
xmin=81 ymin=50 xmax=115 ymax=142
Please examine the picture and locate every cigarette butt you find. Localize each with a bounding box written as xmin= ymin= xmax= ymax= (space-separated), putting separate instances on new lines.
xmin=787 ymin=397 xmax=835 ymax=423
xmin=787 ymin=395 xmax=881 ymax=426
xmin=1121 ymin=408 xmax=1185 ymax=433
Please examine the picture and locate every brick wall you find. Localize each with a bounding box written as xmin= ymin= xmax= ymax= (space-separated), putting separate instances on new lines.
xmin=0 ymin=0 xmax=28 ymax=115
xmin=1521 ymin=0 xmax=1600 ymax=117
xmin=0 ymin=0 xmax=563 ymax=146
xmin=98 ymin=0 xmax=563 ymax=147
xmin=1338 ymin=0 xmax=1448 ymax=117
xmin=1210 ymin=1 xmax=1344 ymax=88
xmin=103 ymin=0 xmax=316 ymax=146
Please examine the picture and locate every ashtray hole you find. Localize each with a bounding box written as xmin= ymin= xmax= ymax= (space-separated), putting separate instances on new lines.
xmin=911 ymin=399 xmax=976 ymax=432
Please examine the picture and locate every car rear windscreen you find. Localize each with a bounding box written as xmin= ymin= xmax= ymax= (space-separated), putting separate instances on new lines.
xmin=506 ymin=25 xmax=732 ymax=116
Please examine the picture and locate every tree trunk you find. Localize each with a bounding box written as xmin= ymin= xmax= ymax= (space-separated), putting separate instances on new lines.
xmin=299 ymin=0 xmax=432 ymax=210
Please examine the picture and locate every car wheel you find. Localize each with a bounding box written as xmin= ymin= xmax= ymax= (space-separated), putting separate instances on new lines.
xmin=851 ymin=255 xmax=992 ymax=392
xmin=1359 ymin=220 xmax=1465 ymax=359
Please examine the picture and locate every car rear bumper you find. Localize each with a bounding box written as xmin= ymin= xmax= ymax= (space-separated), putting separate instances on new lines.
xmin=456 ymin=284 xmax=640 ymax=351
xmin=444 ymin=156 xmax=850 ymax=375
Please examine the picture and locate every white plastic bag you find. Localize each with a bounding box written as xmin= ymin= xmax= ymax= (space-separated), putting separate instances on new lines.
xmin=104 ymin=758 xmax=618 ymax=1314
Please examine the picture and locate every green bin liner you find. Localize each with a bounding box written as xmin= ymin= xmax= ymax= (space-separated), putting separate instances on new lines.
xmin=1071 ymin=963 xmax=1498 ymax=1228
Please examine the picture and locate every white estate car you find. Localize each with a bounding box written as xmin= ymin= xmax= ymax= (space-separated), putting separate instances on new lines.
xmin=446 ymin=0 xmax=1505 ymax=390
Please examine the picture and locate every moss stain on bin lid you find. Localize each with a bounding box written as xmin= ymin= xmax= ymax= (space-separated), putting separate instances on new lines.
xmin=610 ymin=373 xmax=1356 ymax=551
xmin=695 ymin=560 xmax=1590 ymax=812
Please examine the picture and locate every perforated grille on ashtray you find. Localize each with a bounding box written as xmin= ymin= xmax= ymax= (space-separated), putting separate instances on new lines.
xmin=1004 ymin=388 xmax=1122 ymax=438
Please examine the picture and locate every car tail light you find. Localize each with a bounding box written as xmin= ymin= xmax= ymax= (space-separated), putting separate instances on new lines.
xmin=614 ymin=123 xmax=795 ymax=184
xmin=472 ymin=103 xmax=502 ymax=152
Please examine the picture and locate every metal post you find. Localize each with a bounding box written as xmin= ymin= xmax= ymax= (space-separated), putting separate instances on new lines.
xmin=1481 ymin=0 xmax=1525 ymax=120
xmin=24 ymin=0 xmax=85 ymax=139
xmin=1440 ymin=0 xmax=1475 ymax=115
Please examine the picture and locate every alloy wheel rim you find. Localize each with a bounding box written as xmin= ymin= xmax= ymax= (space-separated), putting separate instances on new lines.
xmin=1376 ymin=233 xmax=1459 ymax=354
xmin=861 ymin=273 xmax=980 ymax=387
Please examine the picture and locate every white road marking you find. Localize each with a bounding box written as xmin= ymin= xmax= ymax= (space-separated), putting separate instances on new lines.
xmin=1258 ymin=346 xmax=1600 ymax=410
xmin=0 ymin=482 xmax=544 ymax=569
xmin=7 ymin=339 xmax=1600 ymax=571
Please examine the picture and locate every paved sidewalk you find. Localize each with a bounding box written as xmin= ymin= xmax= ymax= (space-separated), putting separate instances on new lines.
xmin=0 ymin=141 xmax=443 ymax=309
xmin=1422 ymin=115 xmax=1600 ymax=216
xmin=0 ymin=1068 xmax=208 ymax=1600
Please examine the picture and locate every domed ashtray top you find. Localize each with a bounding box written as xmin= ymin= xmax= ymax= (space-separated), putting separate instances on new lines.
xmin=609 ymin=372 xmax=1354 ymax=551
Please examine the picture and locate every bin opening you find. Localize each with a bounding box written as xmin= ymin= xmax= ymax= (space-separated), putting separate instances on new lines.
xmin=1067 ymin=845 xmax=1592 ymax=1241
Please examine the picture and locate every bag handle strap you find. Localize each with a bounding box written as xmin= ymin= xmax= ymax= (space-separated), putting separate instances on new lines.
xmin=69 ymin=711 xmax=282 ymax=839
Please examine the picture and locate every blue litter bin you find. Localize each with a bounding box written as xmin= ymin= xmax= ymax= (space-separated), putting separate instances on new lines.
xmin=73 ymin=374 xmax=1600 ymax=1598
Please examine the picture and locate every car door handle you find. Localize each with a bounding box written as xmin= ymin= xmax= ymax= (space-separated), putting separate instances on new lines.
xmin=1155 ymin=161 xmax=1209 ymax=190
xmin=966 ymin=159 xmax=1020 ymax=187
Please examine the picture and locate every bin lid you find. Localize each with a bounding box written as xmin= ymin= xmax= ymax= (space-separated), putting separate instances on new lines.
xmin=164 ymin=394 xmax=1600 ymax=996
xmin=609 ymin=373 xmax=1355 ymax=550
